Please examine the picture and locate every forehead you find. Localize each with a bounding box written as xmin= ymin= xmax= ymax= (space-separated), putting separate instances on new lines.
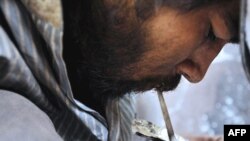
xmin=135 ymin=0 xmax=234 ymax=18
xmin=169 ymin=0 xmax=239 ymax=40
xmin=139 ymin=0 xmax=240 ymax=46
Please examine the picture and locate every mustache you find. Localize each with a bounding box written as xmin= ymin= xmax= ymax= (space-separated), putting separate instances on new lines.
xmin=155 ymin=74 xmax=182 ymax=92
xmin=130 ymin=74 xmax=182 ymax=93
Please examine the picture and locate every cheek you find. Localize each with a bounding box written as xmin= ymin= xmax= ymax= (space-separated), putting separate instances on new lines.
xmin=143 ymin=27 xmax=206 ymax=69
xmin=128 ymin=9 xmax=211 ymax=79
xmin=136 ymin=39 xmax=198 ymax=78
xmin=143 ymin=13 xmax=209 ymax=65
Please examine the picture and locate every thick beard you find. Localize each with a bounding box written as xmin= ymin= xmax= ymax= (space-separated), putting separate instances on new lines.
xmin=117 ymin=74 xmax=182 ymax=94
xmin=63 ymin=0 xmax=182 ymax=115
xmin=72 ymin=24 xmax=183 ymax=109
xmin=75 ymin=66 xmax=181 ymax=117
xmin=79 ymin=67 xmax=182 ymax=100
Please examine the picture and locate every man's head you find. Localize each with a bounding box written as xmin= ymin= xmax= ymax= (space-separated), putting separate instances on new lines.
xmin=63 ymin=0 xmax=240 ymax=99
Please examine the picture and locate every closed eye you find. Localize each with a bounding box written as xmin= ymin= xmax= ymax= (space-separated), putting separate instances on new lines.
xmin=206 ymin=24 xmax=217 ymax=42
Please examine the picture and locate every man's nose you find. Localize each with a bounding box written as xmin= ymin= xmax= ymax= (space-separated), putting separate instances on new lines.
xmin=177 ymin=59 xmax=209 ymax=83
xmin=177 ymin=47 xmax=223 ymax=83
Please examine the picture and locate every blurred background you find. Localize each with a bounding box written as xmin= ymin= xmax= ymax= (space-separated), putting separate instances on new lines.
xmin=134 ymin=43 xmax=250 ymax=140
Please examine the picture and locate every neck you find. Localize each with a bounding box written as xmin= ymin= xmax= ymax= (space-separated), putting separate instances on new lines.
xmin=62 ymin=0 xmax=106 ymax=117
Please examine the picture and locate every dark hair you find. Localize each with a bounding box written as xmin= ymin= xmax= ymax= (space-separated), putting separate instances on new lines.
xmin=135 ymin=0 xmax=234 ymax=20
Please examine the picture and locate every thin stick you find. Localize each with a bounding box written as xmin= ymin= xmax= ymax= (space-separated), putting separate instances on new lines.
xmin=157 ymin=91 xmax=174 ymax=141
